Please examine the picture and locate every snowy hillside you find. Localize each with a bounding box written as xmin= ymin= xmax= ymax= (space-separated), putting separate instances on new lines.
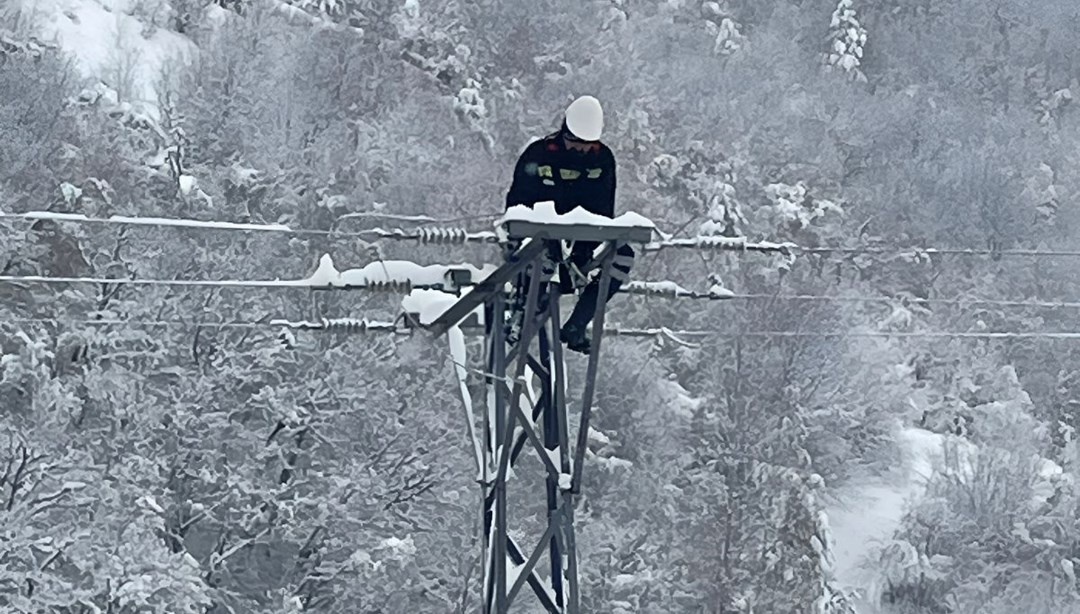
xmin=21 ymin=0 xmax=196 ymax=118
xmin=828 ymin=428 xmax=952 ymax=613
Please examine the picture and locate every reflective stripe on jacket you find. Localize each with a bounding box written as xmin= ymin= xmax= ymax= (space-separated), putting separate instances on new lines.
xmin=505 ymin=132 xmax=617 ymax=218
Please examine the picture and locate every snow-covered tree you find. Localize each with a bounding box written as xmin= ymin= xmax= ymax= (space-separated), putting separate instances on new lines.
xmin=825 ymin=0 xmax=867 ymax=82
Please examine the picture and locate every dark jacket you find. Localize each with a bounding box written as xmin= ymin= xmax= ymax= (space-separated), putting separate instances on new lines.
xmin=505 ymin=131 xmax=617 ymax=218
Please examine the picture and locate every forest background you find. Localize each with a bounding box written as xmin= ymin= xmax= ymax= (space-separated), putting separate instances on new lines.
xmin=4 ymin=0 xmax=1080 ymax=612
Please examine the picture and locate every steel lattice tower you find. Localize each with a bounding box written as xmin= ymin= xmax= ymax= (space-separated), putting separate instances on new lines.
xmin=429 ymin=218 xmax=652 ymax=613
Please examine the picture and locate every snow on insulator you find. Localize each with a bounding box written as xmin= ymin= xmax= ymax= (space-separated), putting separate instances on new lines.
xmin=708 ymin=284 xmax=735 ymax=299
xmin=368 ymin=228 xmax=411 ymax=241
xmin=366 ymin=226 xmax=497 ymax=244
xmin=350 ymin=279 xmax=415 ymax=292
xmin=695 ymin=235 xmax=747 ymax=249
xmin=322 ymin=318 xmax=398 ymax=333
xmin=268 ymin=318 xmax=400 ymax=333
xmin=467 ymin=230 xmax=499 ymax=243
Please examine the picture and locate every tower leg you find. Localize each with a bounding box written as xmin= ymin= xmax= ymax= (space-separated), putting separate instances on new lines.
xmin=549 ymin=285 xmax=581 ymax=614
xmin=488 ymin=260 xmax=544 ymax=614
xmin=571 ymin=252 xmax=615 ymax=494
xmin=477 ymin=242 xmax=616 ymax=614
xmin=484 ymin=290 xmax=506 ymax=614
xmin=541 ymin=285 xmax=565 ymax=607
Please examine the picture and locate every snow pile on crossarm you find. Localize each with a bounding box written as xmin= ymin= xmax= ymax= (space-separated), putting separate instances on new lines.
xmin=502 ymin=202 xmax=655 ymax=230
xmin=306 ymin=254 xmax=496 ymax=289
xmin=25 ymin=0 xmax=197 ymax=121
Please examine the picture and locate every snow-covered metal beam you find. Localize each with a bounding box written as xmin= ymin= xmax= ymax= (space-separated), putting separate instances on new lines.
xmin=501 ymin=202 xmax=655 ymax=244
xmin=428 ymin=239 xmax=548 ymax=336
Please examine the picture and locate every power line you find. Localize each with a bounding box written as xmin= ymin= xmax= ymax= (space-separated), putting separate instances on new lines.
xmin=624 ymin=286 xmax=1080 ymax=310
xmin=8 ymin=210 xmax=1080 ymax=259
xmin=0 ymin=274 xmax=471 ymax=292
xmin=0 ymin=274 xmax=311 ymax=289
xmin=7 ymin=315 xmax=1080 ymax=341
xmin=3 ymin=316 xmax=402 ymax=332
xmin=643 ymin=237 xmax=1080 ymax=258
xmin=798 ymin=246 xmax=1080 ymax=258
xmin=6 ymin=316 xmax=269 ymax=331
xmin=7 ymin=273 xmax=1080 ymax=312
xmin=651 ymin=239 xmax=1080 ymax=258
xmin=333 ymin=211 xmax=504 ymax=224
xmin=746 ymin=293 xmax=1080 ymax=310
xmin=0 ymin=211 xmax=499 ymax=245
xmin=2 ymin=212 xmax=296 ymax=233
xmin=605 ymin=328 xmax=1080 ymax=340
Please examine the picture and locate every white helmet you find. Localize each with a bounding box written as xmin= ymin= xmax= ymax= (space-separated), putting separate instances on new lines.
xmin=565 ymin=95 xmax=604 ymax=141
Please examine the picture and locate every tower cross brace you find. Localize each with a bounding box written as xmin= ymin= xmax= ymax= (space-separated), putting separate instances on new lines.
xmin=428 ymin=219 xmax=651 ymax=614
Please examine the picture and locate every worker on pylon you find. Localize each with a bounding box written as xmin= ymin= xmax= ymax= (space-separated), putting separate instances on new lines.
xmin=505 ymin=95 xmax=635 ymax=354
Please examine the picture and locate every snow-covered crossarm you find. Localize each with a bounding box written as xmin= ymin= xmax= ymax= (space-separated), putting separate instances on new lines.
xmin=304 ymin=254 xmax=496 ymax=292
xmin=500 ymin=202 xmax=655 ymax=243
xmin=502 ymin=202 xmax=655 ymax=229
xmin=643 ymin=235 xmax=798 ymax=253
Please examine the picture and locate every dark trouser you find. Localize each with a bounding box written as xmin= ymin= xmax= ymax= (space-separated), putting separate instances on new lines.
xmin=505 ymin=241 xmax=635 ymax=339
xmin=561 ymin=242 xmax=635 ymax=332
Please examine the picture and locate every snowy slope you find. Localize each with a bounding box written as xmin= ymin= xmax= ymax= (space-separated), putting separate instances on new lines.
xmin=20 ymin=0 xmax=196 ymax=118
xmin=827 ymin=428 xmax=952 ymax=613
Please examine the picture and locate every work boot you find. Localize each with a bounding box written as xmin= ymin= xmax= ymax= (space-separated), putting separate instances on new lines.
xmin=559 ymin=276 xmax=623 ymax=354
xmin=560 ymin=321 xmax=592 ymax=354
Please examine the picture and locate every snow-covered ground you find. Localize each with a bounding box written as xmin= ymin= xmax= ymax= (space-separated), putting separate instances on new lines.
xmin=19 ymin=0 xmax=196 ymax=119
xmin=827 ymin=427 xmax=950 ymax=613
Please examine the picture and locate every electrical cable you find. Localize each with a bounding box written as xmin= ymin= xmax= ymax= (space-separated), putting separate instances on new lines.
xmin=0 ymin=274 xmax=471 ymax=292
xmin=8 ymin=315 xmax=1080 ymax=341
xmin=0 ymin=211 xmax=498 ymax=245
xmin=6 ymin=273 xmax=1080 ymax=312
xmin=7 ymin=210 xmax=1080 ymax=258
